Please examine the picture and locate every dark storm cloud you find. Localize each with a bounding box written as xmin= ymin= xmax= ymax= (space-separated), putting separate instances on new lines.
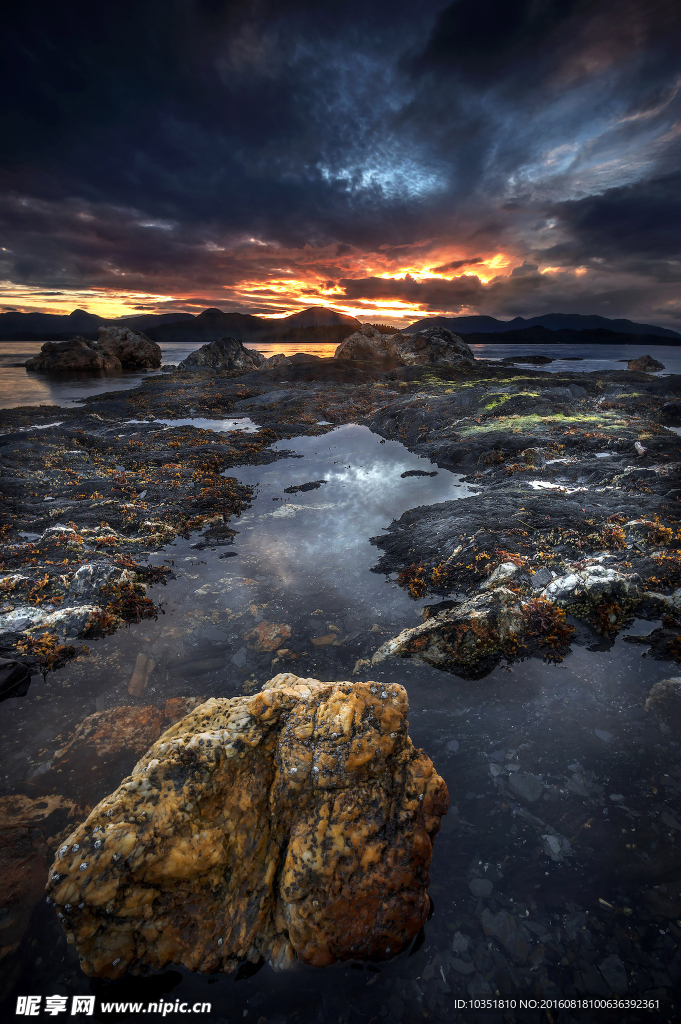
xmin=544 ymin=170 xmax=681 ymax=264
xmin=430 ymin=257 xmax=483 ymax=273
xmin=339 ymin=268 xmax=668 ymax=321
xmin=1 ymin=0 xmax=681 ymax=320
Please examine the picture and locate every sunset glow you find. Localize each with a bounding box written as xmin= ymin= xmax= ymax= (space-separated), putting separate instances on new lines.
xmin=2 ymin=245 xmax=536 ymax=324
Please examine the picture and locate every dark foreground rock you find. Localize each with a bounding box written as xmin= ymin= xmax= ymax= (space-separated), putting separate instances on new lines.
xmin=335 ymin=325 xmax=474 ymax=366
xmin=25 ymin=327 xmax=161 ymax=372
xmin=47 ymin=673 xmax=447 ymax=978
xmin=178 ymin=336 xmax=265 ymax=371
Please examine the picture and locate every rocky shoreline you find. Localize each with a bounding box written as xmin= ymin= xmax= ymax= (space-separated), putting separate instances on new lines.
xmin=2 ymin=335 xmax=681 ymax=1013
xmin=3 ymin=337 xmax=681 ymax=686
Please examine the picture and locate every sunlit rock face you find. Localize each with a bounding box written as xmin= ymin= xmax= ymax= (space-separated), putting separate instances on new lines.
xmin=335 ymin=325 xmax=474 ymax=366
xmin=25 ymin=327 xmax=161 ymax=372
xmin=46 ymin=674 xmax=448 ymax=979
xmin=178 ymin=336 xmax=265 ymax=371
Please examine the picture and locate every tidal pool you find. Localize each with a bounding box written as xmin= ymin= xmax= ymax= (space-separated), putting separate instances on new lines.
xmin=1 ymin=426 xmax=679 ymax=1022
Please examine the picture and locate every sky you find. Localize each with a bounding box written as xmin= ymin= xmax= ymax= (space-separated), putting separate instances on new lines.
xmin=2 ymin=0 xmax=680 ymax=326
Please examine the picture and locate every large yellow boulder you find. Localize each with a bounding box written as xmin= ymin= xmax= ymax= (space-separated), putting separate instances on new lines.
xmin=46 ymin=674 xmax=448 ymax=978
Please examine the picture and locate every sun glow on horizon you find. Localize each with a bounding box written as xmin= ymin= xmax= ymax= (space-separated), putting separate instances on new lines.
xmin=0 ymin=246 xmax=526 ymax=324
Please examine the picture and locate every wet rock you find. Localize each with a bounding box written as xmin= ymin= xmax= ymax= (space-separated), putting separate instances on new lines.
xmin=68 ymin=563 xmax=120 ymax=602
xmin=0 ymin=605 xmax=48 ymax=633
xmin=577 ymin=962 xmax=610 ymax=996
xmin=98 ymin=326 xmax=162 ymax=368
xmin=599 ymin=953 xmax=628 ymax=993
xmin=480 ymin=908 xmax=529 ymax=964
xmin=540 ymin=833 xmax=571 ymax=861
xmin=335 ymin=325 xmax=475 ymax=366
xmin=0 ymin=793 xmax=85 ymax=831
xmin=334 ymin=325 xmax=401 ymax=362
xmin=25 ymin=327 xmax=161 ymax=372
xmin=0 ymin=657 xmax=32 ymax=700
xmin=283 ymin=480 xmax=327 ymax=493
xmin=661 ymin=400 xmax=681 ymax=424
xmin=311 ymin=633 xmax=338 ymax=646
xmin=452 ymin=930 xmax=469 ymax=953
xmin=29 ymin=604 xmax=104 ymax=638
xmin=467 ymin=974 xmax=493 ymax=996
xmin=244 ymin=621 xmax=292 ymax=652
xmin=372 ymin=587 xmax=523 ymax=679
xmin=47 ymin=673 xmax=448 ymax=978
xmin=50 ymin=705 xmax=166 ymax=775
xmin=541 ymin=564 xmax=640 ymax=607
xmin=627 ymin=355 xmax=664 ymax=372
xmin=645 ymin=677 xmax=681 ymax=726
xmin=401 ymin=470 xmax=438 ymax=478
xmin=128 ymin=653 xmax=156 ymax=697
xmin=530 ymin=567 xmax=553 ymax=590
xmin=469 ymin=878 xmax=493 ymax=897
xmin=260 ymin=353 xmax=293 ymax=370
xmin=178 ymin=336 xmax=265 ymax=371
xmin=451 ymin=957 xmax=475 ymax=974
xmin=508 ymin=773 xmax=544 ymax=803
xmin=231 ymin=647 xmax=248 ymax=667
xmin=480 ymin=561 xmax=519 ymax=590
xmin=25 ymin=337 xmax=121 ymax=373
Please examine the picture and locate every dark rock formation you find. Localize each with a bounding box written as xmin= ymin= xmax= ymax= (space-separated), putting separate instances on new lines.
xmin=260 ymin=352 xmax=325 ymax=370
xmin=0 ymin=658 xmax=32 ymax=700
xmin=25 ymin=327 xmax=161 ymax=372
xmin=627 ymin=354 xmax=665 ymax=371
xmin=335 ymin=325 xmax=474 ymax=366
xmin=47 ymin=673 xmax=448 ymax=978
xmin=178 ymin=336 xmax=265 ymax=371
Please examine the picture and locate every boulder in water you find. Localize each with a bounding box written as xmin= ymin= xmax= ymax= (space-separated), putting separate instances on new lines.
xmin=627 ymin=354 xmax=665 ymax=371
xmin=179 ymin=336 xmax=265 ymax=371
xmin=335 ymin=325 xmax=474 ymax=366
xmin=46 ymin=673 xmax=448 ymax=978
xmin=25 ymin=327 xmax=161 ymax=372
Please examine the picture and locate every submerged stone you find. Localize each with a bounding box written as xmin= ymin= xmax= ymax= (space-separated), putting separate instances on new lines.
xmin=46 ymin=673 xmax=448 ymax=979
xmin=645 ymin=676 xmax=681 ymax=726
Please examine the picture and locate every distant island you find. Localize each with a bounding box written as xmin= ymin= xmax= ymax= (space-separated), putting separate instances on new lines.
xmin=1 ymin=304 xmax=680 ymax=346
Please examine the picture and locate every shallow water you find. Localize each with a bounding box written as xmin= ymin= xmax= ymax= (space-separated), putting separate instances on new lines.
xmin=1 ymin=426 xmax=680 ymax=1021
xmin=126 ymin=416 xmax=261 ymax=434
xmin=472 ymin=341 xmax=681 ymax=376
xmin=3 ymin=339 xmax=681 ymax=410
